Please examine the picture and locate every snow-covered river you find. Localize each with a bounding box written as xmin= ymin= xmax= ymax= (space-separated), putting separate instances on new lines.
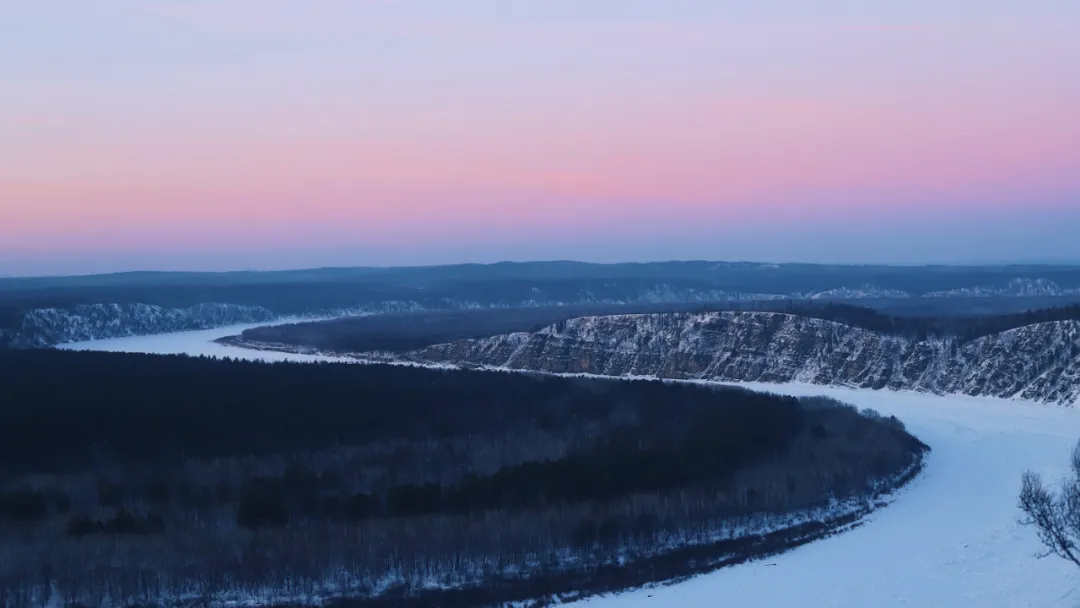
xmin=60 ymin=322 xmax=346 ymax=362
xmin=60 ymin=324 xmax=1080 ymax=607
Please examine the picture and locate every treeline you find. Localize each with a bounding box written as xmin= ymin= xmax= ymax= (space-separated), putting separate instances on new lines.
xmin=5 ymin=261 xmax=1080 ymax=306
xmin=239 ymin=301 xmax=1080 ymax=357
xmin=237 ymin=302 xmax=764 ymax=354
xmin=5 ymin=261 xmax=1080 ymax=340
xmin=0 ymin=350 xmax=927 ymax=607
xmin=0 ymin=277 xmax=727 ymax=340
xmin=759 ymin=301 xmax=1080 ymax=342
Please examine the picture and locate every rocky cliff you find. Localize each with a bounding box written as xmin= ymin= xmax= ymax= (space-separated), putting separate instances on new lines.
xmin=402 ymin=312 xmax=1080 ymax=406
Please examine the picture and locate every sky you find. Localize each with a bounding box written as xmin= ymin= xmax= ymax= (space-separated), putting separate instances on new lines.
xmin=2 ymin=1 xmax=1079 ymax=276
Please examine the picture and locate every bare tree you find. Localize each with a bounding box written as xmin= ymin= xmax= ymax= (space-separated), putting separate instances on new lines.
xmin=1019 ymin=440 xmax=1080 ymax=568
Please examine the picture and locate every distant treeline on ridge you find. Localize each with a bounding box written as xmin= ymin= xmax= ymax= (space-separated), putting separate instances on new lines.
xmin=239 ymin=302 xmax=1080 ymax=355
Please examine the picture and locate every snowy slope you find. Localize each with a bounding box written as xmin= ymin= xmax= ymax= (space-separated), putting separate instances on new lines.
xmin=402 ymin=312 xmax=1080 ymax=405
xmin=60 ymin=325 xmax=1080 ymax=608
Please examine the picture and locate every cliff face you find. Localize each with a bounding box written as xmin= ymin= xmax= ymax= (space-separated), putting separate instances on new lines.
xmin=402 ymin=312 xmax=1080 ymax=406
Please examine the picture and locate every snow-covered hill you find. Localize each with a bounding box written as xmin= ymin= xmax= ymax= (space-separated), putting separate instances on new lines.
xmin=402 ymin=312 xmax=1080 ymax=406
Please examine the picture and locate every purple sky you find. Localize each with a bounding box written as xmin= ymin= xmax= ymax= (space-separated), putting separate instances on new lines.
xmin=2 ymin=1 xmax=1079 ymax=275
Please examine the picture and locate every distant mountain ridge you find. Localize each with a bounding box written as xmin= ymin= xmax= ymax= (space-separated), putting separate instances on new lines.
xmin=392 ymin=312 xmax=1080 ymax=406
xmin=4 ymin=261 xmax=1080 ymax=294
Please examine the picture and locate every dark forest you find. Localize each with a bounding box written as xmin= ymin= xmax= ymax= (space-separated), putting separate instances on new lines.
xmin=0 ymin=350 xmax=927 ymax=607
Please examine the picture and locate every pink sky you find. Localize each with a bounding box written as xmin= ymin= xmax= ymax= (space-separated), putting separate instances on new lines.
xmin=2 ymin=2 xmax=1079 ymax=274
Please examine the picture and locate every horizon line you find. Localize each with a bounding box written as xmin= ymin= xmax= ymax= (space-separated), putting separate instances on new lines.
xmin=4 ymin=258 xmax=1080 ymax=281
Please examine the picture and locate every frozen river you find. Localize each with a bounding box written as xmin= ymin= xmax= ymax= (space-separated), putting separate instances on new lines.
xmin=60 ymin=323 xmax=347 ymax=363
xmin=61 ymin=324 xmax=1080 ymax=607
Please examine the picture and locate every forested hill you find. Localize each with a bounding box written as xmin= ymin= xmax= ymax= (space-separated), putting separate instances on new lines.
xmin=746 ymin=302 xmax=1080 ymax=342
xmin=3 ymin=261 xmax=1080 ymax=347
xmin=237 ymin=302 xmax=1080 ymax=357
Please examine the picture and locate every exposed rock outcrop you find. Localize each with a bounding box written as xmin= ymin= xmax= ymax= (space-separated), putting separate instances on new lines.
xmin=402 ymin=312 xmax=1080 ymax=406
